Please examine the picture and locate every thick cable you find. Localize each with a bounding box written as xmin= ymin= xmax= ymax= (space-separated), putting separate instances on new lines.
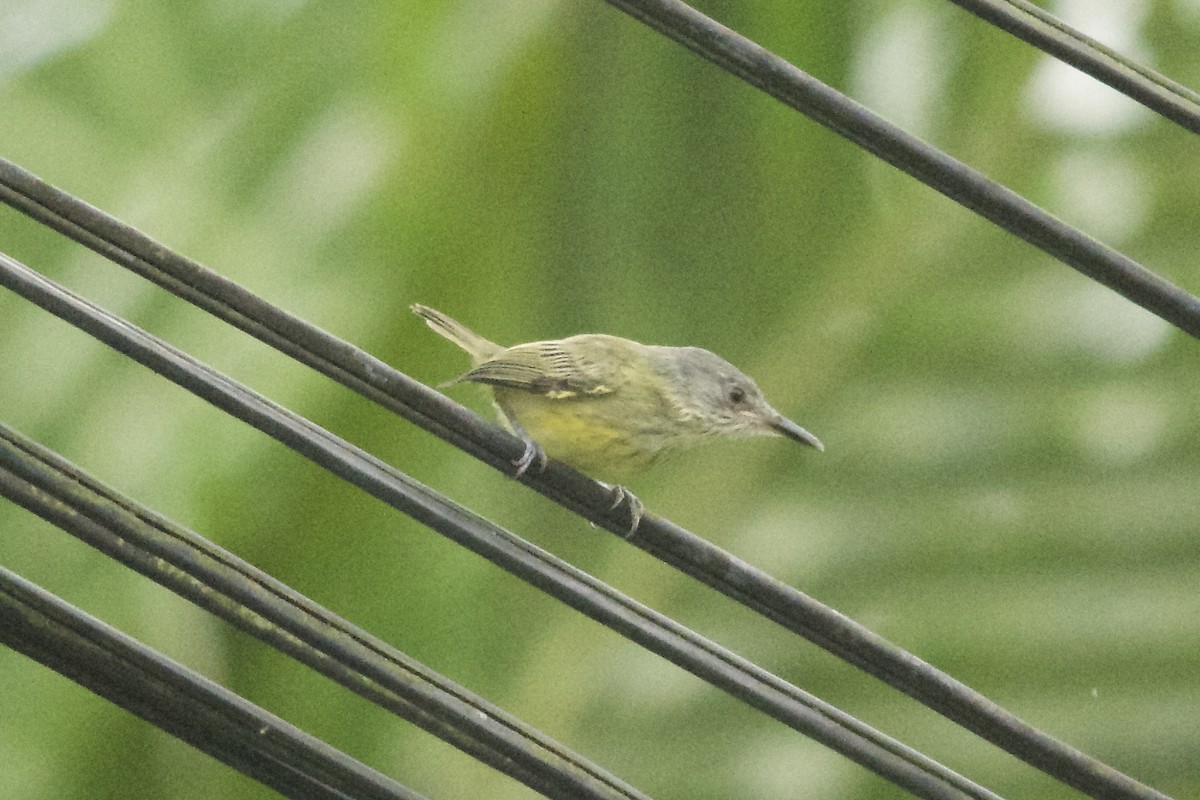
xmin=596 ymin=0 xmax=1200 ymax=340
xmin=947 ymin=0 xmax=1200 ymax=135
xmin=0 ymin=156 xmax=1170 ymax=798
xmin=0 ymin=565 xmax=427 ymax=800
xmin=0 ymin=250 xmax=1003 ymax=800
xmin=0 ymin=426 xmax=649 ymax=800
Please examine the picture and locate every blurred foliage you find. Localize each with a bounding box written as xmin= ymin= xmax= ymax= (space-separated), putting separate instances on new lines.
xmin=1 ymin=1 xmax=1199 ymax=798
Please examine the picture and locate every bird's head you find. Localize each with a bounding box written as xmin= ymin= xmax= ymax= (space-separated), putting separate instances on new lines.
xmin=651 ymin=347 xmax=824 ymax=452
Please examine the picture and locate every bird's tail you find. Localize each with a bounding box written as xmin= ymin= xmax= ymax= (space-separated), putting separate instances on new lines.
xmin=411 ymin=304 xmax=502 ymax=364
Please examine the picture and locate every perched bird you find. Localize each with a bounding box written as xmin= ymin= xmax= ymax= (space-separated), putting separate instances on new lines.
xmin=412 ymin=304 xmax=823 ymax=532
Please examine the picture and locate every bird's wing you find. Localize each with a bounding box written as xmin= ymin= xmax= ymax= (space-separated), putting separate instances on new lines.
xmin=457 ymin=336 xmax=625 ymax=398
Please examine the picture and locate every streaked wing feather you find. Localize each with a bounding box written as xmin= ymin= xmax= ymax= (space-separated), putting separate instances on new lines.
xmin=460 ymin=340 xmax=616 ymax=398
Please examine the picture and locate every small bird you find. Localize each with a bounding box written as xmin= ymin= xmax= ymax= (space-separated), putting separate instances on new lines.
xmin=412 ymin=304 xmax=823 ymax=532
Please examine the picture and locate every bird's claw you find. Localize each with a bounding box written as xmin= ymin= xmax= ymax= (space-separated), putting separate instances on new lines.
xmin=605 ymin=484 xmax=644 ymax=538
xmin=512 ymin=437 xmax=548 ymax=478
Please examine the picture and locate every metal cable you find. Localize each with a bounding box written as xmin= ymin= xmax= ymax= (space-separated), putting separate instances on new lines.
xmin=0 ymin=565 xmax=428 ymax=800
xmin=0 ymin=426 xmax=649 ymax=800
xmin=0 ymin=249 xmax=1003 ymax=800
xmin=597 ymin=0 xmax=1200 ymax=340
xmin=947 ymin=0 xmax=1200 ymax=135
xmin=0 ymin=150 xmax=1171 ymax=798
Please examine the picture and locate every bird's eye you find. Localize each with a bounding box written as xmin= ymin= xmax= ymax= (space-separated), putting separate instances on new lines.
xmin=729 ymin=386 xmax=746 ymax=404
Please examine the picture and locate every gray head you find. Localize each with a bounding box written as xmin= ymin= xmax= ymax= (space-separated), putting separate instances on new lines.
xmin=650 ymin=346 xmax=824 ymax=451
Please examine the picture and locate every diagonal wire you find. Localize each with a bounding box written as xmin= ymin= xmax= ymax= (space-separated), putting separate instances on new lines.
xmin=0 ymin=426 xmax=649 ymax=800
xmin=3 ymin=5 xmax=1191 ymax=799
xmin=0 ymin=565 xmax=428 ymax=800
xmin=596 ymin=0 xmax=1200 ymax=340
xmin=0 ymin=250 xmax=1004 ymax=800
xmin=946 ymin=0 xmax=1200 ymax=135
xmin=0 ymin=159 xmax=1170 ymax=799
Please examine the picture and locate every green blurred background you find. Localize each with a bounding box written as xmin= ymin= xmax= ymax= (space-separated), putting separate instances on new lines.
xmin=1 ymin=1 xmax=1198 ymax=798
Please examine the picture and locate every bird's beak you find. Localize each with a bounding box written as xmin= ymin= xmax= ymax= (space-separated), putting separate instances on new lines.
xmin=769 ymin=413 xmax=825 ymax=452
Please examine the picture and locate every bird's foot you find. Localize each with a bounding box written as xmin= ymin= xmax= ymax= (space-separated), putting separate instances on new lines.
xmin=512 ymin=437 xmax=548 ymax=478
xmin=603 ymin=484 xmax=644 ymax=538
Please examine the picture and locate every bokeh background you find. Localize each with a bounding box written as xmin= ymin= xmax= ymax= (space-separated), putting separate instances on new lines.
xmin=1 ymin=1 xmax=1198 ymax=798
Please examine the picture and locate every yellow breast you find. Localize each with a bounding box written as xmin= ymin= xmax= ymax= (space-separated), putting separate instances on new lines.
xmin=492 ymin=388 xmax=663 ymax=479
